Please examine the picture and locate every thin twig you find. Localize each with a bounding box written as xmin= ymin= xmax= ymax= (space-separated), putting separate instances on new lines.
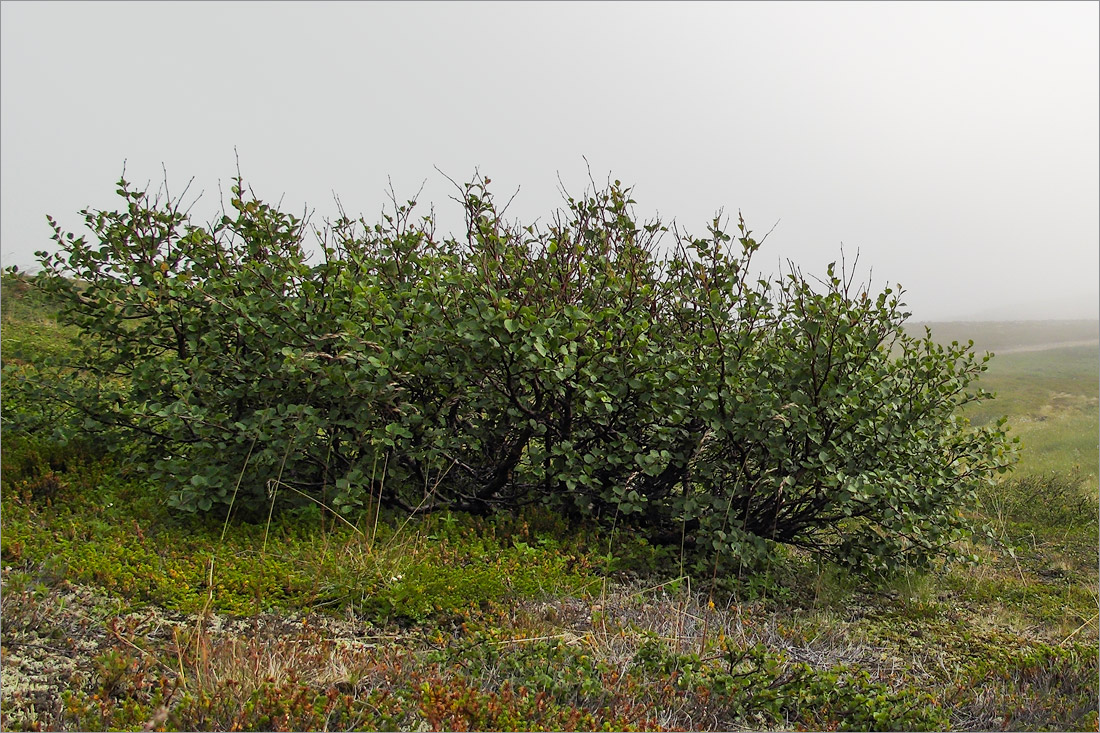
xmin=262 ymin=441 xmax=294 ymax=555
xmin=221 ymin=432 xmax=260 ymax=544
xmin=1059 ymin=612 xmax=1099 ymax=647
xmin=386 ymin=458 xmax=457 ymax=552
xmin=108 ymin=620 xmax=177 ymax=676
xmin=267 ymin=479 xmax=364 ymax=537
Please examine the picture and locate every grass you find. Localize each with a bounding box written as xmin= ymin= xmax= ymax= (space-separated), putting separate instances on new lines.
xmin=0 ymin=446 xmax=600 ymax=622
xmin=2 ymin=278 xmax=1097 ymax=731
xmin=0 ymin=274 xmax=80 ymax=365
xmin=908 ymin=321 xmax=1098 ymax=494
xmin=905 ymin=320 xmax=1099 ymax=355
xmin=914 ymin=320 xmax=1099 ymax=508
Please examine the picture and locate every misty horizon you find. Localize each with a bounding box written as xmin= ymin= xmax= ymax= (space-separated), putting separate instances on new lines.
xmin=2 ymin=2 xmax=1097 ymax=323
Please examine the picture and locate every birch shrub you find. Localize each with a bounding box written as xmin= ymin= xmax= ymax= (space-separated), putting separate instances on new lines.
xmin=21 ymin=171 xmax=1016 ymax=574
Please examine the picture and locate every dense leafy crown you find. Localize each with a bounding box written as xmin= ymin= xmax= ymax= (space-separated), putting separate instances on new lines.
xmin=10 ymin=171 xmax=1016 ymax=574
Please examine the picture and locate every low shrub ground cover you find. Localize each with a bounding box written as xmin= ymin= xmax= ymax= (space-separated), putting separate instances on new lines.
xmin=1 ymin=443 xmax=1096 ymax=731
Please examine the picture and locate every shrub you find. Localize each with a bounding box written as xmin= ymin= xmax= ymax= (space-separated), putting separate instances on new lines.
xmin=19 ymin=168 xmax=1017 ymax=574
xmin=980 ymin=470 xmax=1098 ymax=530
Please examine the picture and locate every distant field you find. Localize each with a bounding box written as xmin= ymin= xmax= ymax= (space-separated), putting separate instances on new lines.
xmin=916 ymin=320 xmax=1099 ymax=493
xmin=907 ymin=319 xmax=1099 ymax=354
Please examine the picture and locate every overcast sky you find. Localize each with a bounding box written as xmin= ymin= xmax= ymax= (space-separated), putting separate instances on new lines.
xmin=2 ymin=1 xmax=1097 ymax=321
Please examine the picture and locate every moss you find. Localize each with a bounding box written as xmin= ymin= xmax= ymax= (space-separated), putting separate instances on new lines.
xmin=1 ymin=458 xmax=599 ymax=623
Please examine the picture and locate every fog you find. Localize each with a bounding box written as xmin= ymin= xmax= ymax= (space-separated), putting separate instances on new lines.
xmin=2 ymin=1 xmax=1097 ymax=321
